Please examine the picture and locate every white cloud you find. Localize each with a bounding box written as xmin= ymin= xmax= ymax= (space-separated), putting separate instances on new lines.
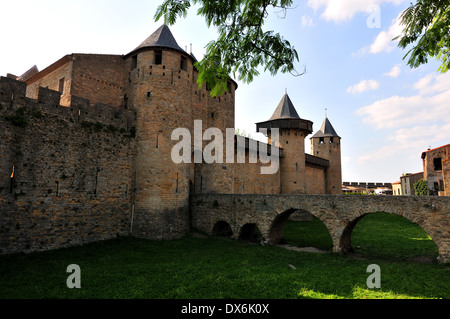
xmin=357 ymin=123 xmax=450 ymax=164
xmin=413 ymin=72 xmax=450 ymax=95
xmin=370 ymin=16 xmax=403 ymax=53
xmin=356 ymin=90 xmax=450 ymax=129
xmin=356 ymin=71 xmax=450 ymax=164
xmin=347 ymin=79 xmax=379 ymax=94
xmin=307 ymin=0 xmax=405 ymax=22
xmin=353 ymin=13 xmax=403 ymax=56
xmin=383 ymin=64 xmax=401 ymax=78
xmin=301 ymin=15 xmax=315 ymax=27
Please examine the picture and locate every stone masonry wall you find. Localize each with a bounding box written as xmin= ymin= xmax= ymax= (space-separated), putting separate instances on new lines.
xmin=443 ymin=158 xmax=450 ymax=196
xmin=305 ymin=164 xmax=326 ymax=194
xmin=194 ymin=140 xmax=281 ymax=195
xmin=71 ymin=54 xmax=124 ymax=108
xmin=0 ymin=76 xmax=136 ymax=254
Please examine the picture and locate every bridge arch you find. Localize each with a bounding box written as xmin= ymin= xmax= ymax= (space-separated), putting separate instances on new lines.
xmin=239 ymin=223 xmax=262 ymax=242
xmin=338 ymin=211 xmax=441 ymax=260
xmin=268 ymin=208 xmax=333 ymax=246
xmin=212 ymin=220 xmax=233 ymax=238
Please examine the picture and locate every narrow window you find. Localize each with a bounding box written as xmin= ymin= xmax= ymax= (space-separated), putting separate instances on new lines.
xmin=56 ymin=181 xmax=60 ymax=196
xmin=10 ymin=165 xmax=15 ymax=193
xmin=94 ymin=167 xmax=99 ymax=196
xmin=10 ymin=90 xmax=14 ymax=108
xmin=156 ymin=132 xmax=159 ymax=148
xmin=211 ymin=112 xmax=215 ymax=118
xmin=123 ymin=94 xmax=128 ymax=109
xmin=296 ymin=162 xmax=298 ymax=172
xmin=176 ymin=173 xmax=179 ymax=193
xmin=330 ymin=137 xmax=334 ymax=143
xmin=131 ymin=55 xmax=137 ymax=70
xmin=180 ymin=56 xmax=187 ymax=71
xmin=147 ymin=92 xmax=151 ymax=98
xmin=155 ymin=50 xmax=162 ymax=65
xmin=59 ymin=78 xmax=65 ymax=94
xmin=434 ymin=158 xmax=442 ymax=170
xmin=319 ymin=137 xmax=324 ymax=144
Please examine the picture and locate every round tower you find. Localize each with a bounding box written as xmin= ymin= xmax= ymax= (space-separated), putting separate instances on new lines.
xmin=310 ymin=116 xmax=342 ymax=194
xmin=256 ymin=93 xmax=313 ymax=194
xmin=123 ymin=24 xmax=195 ymax=239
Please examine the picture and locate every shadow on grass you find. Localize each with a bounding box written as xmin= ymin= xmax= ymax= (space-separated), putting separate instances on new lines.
xmin=0 ymin=230 xmax=448 ymax=299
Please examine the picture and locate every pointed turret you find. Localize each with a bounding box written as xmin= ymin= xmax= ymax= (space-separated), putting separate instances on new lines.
xmin=311 ymin=116 xmax=340 ymax=138
xmin=256 ymin=93 xmax=313 ymax=134
xmin=269 ymin=93 xmax=300 ymax=120
xmin=256 ymin=93 xmax=314 ymax=194
xmin=126 ymin=24 xmax=186 ymax=57
xmin=311 ymin=115 xmax=342 ymax=194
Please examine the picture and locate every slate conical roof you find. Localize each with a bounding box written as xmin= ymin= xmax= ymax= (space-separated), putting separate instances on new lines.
xmin=269 ymin=94 xmax=300 ymax=120
xmin=129 ymin=24 xmax=184 ymax=55
xmin=255 ymin=93 xmax=313 ymax=134
xmin=312 ymin=117 xmax=340 ymax=138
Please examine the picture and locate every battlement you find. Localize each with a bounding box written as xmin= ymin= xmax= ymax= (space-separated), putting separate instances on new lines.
xmin=0 ymin=76 xmax=135 ymax=130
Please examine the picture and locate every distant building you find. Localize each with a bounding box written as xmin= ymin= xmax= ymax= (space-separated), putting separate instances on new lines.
xmin=342 ymin=182 xmax=392 ymax=194
xmin=421 ymin=144 xmax=450 ymax=196
xmin=392 ymin=180 xmax=402 ymax=196
xmin=400 ymin=172 xmax=423 ymax=196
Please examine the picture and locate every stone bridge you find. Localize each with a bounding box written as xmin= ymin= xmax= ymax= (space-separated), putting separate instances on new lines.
xmin=190 ymin=194 xmax=450 ymax=263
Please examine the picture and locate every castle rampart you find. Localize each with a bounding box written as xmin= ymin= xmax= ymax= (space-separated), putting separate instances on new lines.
xmin=0 ymin=76 xmax=136 ymax=254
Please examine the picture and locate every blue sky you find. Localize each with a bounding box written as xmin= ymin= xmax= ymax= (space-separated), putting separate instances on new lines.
xmin=1 ymin=0 xmax=449 ymax=183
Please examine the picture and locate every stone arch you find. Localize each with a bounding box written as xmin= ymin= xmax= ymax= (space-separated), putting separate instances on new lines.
xmin=268 ymin=208 xmax=298 ymax=244
xmin=268 ymin=207 xmax=334 ymax=248
xmin=338 ymin=211 xmax=441 ymax=261
xmin=239 ymin=223 xmax=262 ymax=242
xmin=212 ymin=220 xmax=233 ymax=237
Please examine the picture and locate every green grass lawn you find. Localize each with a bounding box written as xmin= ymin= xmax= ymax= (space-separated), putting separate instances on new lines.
xmin=0 ymin=213 xmax=448 ymax=299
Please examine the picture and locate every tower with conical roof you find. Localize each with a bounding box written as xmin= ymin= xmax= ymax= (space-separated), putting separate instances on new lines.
xmin=256 ymin=93 xmax=313 ymax=194
xmin=311 ymin=116 xmax=342 ymax=194
xmin=123 ymin=24 xmax=237 ymax=239
xmin=123 ymin=25 xmax=193 ymax=239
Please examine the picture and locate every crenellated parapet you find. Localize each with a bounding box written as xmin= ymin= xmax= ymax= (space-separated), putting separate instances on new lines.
xmin=0 ymin=76 xmax=135 ymax=130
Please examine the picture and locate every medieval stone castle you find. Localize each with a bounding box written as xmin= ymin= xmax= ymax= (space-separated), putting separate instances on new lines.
xmin=0 ymin=24 xmax=341 ymax=254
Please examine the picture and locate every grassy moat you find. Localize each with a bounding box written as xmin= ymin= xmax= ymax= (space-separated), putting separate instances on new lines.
xmin=0 ymin=213 xmax=448 ymax=299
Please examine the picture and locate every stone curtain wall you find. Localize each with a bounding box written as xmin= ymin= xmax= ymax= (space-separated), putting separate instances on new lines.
xmin=190 ymin=193 xmax=450 ymax=263
xmin=0 ymin=77 xmax=135 ymax=254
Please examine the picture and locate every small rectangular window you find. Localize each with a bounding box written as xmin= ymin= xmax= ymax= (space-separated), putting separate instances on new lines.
xmin=433 ymin=158 xmax=442 ymax=170
xmin=155 ymin=50 xmax=162 ymax=65
xmin=319 ymin=137 xmax=324 ymax=144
